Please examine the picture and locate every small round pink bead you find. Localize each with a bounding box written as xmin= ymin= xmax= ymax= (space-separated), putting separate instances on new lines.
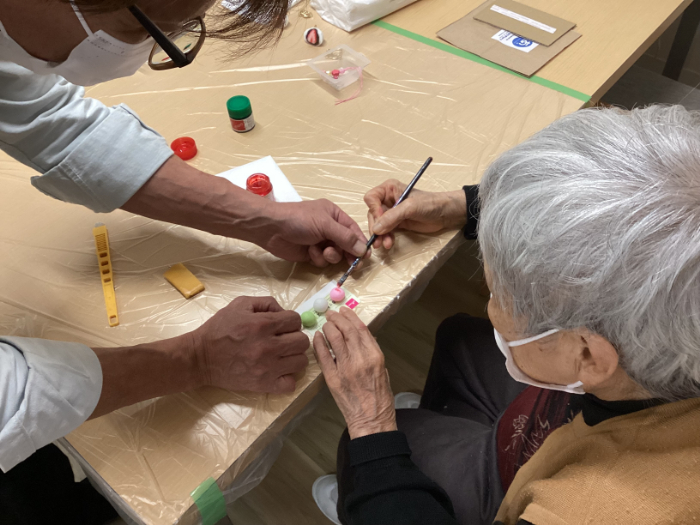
xmin=330 ymin=287 xmax=346 ymax=303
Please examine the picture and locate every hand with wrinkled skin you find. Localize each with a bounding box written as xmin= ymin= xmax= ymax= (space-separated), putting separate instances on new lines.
xmin=364 ymin=179 xmax=467 ymax=250
xmin=313 ymin=307 xmax=397 ymax=439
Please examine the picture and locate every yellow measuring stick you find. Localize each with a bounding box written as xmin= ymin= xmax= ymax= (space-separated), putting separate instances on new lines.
xmin=93 ymin=223 xmax=119 ymax=327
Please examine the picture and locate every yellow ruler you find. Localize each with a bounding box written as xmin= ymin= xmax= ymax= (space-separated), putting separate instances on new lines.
xmin=93 ymin=223 xmax=119 ymax=327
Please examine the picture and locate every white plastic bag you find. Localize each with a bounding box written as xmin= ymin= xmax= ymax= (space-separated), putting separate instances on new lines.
xmin=310 ymin=0 xmax=420 ymax=32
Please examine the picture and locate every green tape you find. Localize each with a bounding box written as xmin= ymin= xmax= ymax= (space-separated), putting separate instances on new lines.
xmin=191 ymin=477 xmax=227 ymax=525
xmin=372 ymin=20 xmax=591 ymax=103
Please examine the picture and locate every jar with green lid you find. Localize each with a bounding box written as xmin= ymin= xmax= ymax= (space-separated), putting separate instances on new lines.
xmin=227 ymin=95 xmax=255 ymax=133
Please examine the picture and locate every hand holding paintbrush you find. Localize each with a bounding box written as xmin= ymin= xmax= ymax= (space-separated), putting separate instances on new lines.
xmin=337 ymin=157 xmax=433 ymax=287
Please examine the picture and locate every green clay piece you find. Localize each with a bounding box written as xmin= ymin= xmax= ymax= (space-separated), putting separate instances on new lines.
xmin=301 ymin=310 xmax=317 ymax=328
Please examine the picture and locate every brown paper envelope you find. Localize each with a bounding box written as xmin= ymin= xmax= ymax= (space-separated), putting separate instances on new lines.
xmin=474 ymin=0 xmax=575 ymax=46
xmin=438 ymin=11 xmax=581 ymax=77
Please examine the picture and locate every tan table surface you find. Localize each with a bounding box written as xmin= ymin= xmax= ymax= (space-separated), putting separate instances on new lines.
xmin=382 ymin=0 xmax=691 ymax=101
xmin=0 ymin=0 xmax=683 ymax=522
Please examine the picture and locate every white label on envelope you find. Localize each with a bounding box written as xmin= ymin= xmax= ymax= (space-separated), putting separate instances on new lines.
xmin=492 ymin=30 xmax=540 ymax=53
xmin=490 ymin=5 xmax=557 ymax=34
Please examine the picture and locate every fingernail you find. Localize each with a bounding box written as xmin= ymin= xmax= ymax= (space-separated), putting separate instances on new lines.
xmin=373 ymin=221 xmax=385 ymax=234
xmin=353 ymin=240 xmax=367 ymax=257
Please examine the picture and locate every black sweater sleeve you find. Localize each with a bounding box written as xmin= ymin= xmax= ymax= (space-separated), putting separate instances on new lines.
xmin=344 ymin=431 xmax=458 ymax=525
xmin=344 ymin=431 xmax=534 ymax=525
xmin=463 ymin=185 xmax=480 ymax=240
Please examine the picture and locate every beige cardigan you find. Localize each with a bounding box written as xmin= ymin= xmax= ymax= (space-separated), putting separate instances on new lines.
xmin=495 ymin=397 xmax=700 ymax=525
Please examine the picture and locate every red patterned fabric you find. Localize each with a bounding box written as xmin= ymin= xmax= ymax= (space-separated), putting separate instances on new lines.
xmin=496 ymin=387 xmax=574 ymax=492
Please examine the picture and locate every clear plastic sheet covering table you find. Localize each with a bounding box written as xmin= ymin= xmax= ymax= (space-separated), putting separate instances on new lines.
xmin=0 ymin=9 xmax=583 ymax=525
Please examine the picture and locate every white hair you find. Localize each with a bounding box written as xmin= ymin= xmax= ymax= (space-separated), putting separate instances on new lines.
xmin=479 ymin=105 xmax=700 ymax=401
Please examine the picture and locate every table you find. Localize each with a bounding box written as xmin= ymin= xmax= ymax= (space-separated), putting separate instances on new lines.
xmin=0 ymin=1 xmax=686 ymax=523
xmin=663 ymin=0 xmax=700 ymax=80
xmin=383 ymin=0 xmax=692 ymax=101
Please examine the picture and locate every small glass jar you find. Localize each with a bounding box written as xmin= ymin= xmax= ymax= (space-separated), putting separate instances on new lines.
xmin=246 ymin=173 xmax=274 ymax=200
xmin=227 ymin=95 xmax=255 ymax=133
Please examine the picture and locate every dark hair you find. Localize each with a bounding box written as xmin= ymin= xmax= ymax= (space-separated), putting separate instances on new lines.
xmin=65 ymin=0 xmax=288 ymax=56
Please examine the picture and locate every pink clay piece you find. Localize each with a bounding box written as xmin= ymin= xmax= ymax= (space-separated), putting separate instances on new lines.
xmin=330 ymin=287 xmax=346 ymax=303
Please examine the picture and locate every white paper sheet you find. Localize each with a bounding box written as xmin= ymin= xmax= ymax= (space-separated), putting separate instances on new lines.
xmin=217 ymin=156 xmax=303 ymax=203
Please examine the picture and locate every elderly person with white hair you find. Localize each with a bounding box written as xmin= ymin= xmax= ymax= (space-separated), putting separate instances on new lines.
xmin=311 ymin=105 xmax=700 ymax=525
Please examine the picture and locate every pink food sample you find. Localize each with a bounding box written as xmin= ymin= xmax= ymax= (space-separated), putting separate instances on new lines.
xmin=330 ymin=287 xmax=346 ymax=303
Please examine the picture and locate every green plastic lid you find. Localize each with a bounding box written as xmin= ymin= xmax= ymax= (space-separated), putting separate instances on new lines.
xmin=226 ymin=96 xmax=252 ymax=119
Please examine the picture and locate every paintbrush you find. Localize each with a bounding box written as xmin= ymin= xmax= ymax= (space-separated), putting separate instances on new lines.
xmin=337 ymin=156 xmax=433 ymax=288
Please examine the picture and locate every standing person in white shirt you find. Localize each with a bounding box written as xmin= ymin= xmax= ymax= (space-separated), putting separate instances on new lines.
xmin=0 ymin=0 xmax=369 ymax=522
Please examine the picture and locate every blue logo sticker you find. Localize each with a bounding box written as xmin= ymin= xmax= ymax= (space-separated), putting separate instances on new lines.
xmin=512 ymin=37 xmax=533 ymax=48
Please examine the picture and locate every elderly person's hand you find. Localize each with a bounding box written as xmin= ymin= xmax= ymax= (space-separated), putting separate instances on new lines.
xmin=312 ymin=308 xmax=397 ymax=439
xmin=364 ymin=179 xmax=467 ymax=250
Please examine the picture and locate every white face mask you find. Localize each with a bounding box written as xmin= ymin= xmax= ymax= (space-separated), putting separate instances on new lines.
xmin=493 ymin=327 xmax=586 ymax=395
xmin=0 ymin=2 xmax=152 ymax=86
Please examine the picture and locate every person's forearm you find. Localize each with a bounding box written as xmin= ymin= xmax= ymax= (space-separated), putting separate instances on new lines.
xmin=121 ymin=156 xmax=275 ymax=243
xmin=349 ymin=458 xmax=459 ymax=525
xmin=440 ymin=189 xmax=468 ymax=229
xmin=346 ymin=432 xmax=458 ymax=525
xmin=90 ymin=332 xmax=203 ymax=419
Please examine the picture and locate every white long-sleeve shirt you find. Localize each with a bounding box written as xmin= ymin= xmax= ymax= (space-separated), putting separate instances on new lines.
xmin=0 ymin=27 xmax=174 ymax=471
xmin=0 ymin=338 xmax=102 ymax=472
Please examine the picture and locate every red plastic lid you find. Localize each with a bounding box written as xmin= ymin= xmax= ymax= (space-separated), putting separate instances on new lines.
xmin=171 ymin=137 xmax=197 ymax=161
xmin=246 ymin=173 xmax=272 ymax=197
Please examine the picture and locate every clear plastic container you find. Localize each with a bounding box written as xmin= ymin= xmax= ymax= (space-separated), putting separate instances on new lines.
xmin=308 ymin=45 xmax=371 ymax=91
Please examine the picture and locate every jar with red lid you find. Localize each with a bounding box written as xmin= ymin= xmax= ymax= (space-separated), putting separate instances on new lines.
xmin=246 ymin=173 xmax=274 ymax=200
